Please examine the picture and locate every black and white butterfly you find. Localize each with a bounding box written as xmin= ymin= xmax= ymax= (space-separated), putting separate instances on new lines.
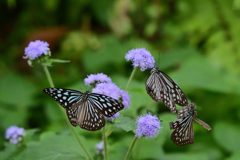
xmin=169 ymin=103 xmax=211 ymax=146
xmin=43 ymin=88 xmax=124 ymax=131
xmin=146 ymin=66 xmax=188 ymax=113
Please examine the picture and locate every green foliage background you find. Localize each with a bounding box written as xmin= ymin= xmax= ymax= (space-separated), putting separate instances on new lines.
xmin=0 ymin=0 xmax=240 ymax=159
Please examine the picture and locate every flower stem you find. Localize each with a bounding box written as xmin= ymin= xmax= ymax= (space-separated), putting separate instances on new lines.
xmin=125 ymin=67 xmax=137 ymax=91
xmin=105 ymin=119 xmax=115 ymax=137
xmin=124 ymin=136 xmax=138 ymax=160
xmin=102 ymin=126 xmax=108 ymax=160
xmin=42 ymin=65 xmax=55 ymax=88
xmin=105 ymin=67 xmax=138 ymax=137
xmin=42 ymin=65 xmax=93 ymax=160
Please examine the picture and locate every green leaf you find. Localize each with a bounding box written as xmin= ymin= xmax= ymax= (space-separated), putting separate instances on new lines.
xmin=41 ymin=62 xmax=52 ymax=66
xmin=0 ymin=72 xmax=37 ymax=106
xmin=0 ymin=104 xmax=28 ymax=129
xmin=226 ymin=152 xmax=240 ymax=160
xmin=171 ymin=56 xmax=240 ymax=94
xmin=0 ymin=143 xmax=22 ymax=160
xmin=25 ymin=129 xmax=40 ymax=143
xmin=213 ymin=122 xmax=240 ymax=153
xmin=39 ymin=131 xmax=55 ymax=141
xmin=15 ymin=135 xmax=87 ymax=160
xmin=112 ymin=115 xmax=136 ymax=132
xmin=134 ymin=138 xmax=164 ymax=159
xmin=49 ymin=59 xmax=70 ymax=63
xmin=163 ymin=152 xmax=208 ymax=160
xmin=156 ymin=113 xmax=177 ymax=145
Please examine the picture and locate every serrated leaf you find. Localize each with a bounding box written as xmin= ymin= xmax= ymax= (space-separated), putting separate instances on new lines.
xmin=112 ymin=115 xmax=136 ymax=132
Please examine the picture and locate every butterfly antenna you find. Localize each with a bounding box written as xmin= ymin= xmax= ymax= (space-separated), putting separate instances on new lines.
xmin=188 ymin=94 xmax=193 ymax=103
xmin=157 ymin=51 xmax=160 ymax=67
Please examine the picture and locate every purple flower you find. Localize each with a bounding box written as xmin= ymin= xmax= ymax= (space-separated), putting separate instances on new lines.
xmin=125 ymin=48 xmax=155 ymax=71
xmin=105 ymin=112 xmax=120 ymax=121
xmin=95 ymin=141 xmax=104 ymax=154
xmin=5 ymin=126 xmax=25 ymax=145
xmin=92 ymin=82 xmax=131 ymax=109
xmin=23 ymin=40 xmax=50 ymax=60
xmin=93 ymin=82 xmax=121 ymax=100
xmin=84 ymin=73 xmax=112 ymax=87
xmin=134 ymin=113 xmax=162 ymax=138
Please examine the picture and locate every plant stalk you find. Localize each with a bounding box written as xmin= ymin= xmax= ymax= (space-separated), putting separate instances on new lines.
xmin=124 ymin=136 xmax=138 ymax=160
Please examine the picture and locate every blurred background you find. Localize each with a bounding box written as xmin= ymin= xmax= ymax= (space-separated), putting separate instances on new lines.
xmin=0 ymin=0 xmax=240 ymax=159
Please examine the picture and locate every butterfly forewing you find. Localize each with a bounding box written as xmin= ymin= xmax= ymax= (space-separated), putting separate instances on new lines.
xmin=43 ymin=88 xmax=82 ymax=108
xmin=89 ymin=93 xmax=124 ymax=117
xmin=170 ymin=115 xmax=194 ymax=146
xmin=146 ymin=73 xmax=163 ymax=102
xmin=43 ymin=88 xmax=123 ymax=131
xmin=146 ymin=66 xmax=188 ymax=113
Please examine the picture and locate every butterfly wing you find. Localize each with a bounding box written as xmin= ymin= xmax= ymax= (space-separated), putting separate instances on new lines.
xmin=146 ymin=71 xmax=177 ymax=113
xmin=43 ymin=88 xmax=83 ymax=108
xmin=146 ymin=72 xmax=163 ymax=102
xmin=170 ymin=115 xmax=194 ymax=146
xmin=67 ymin=100 xmax=105 ymax=131
xmin=159 ymin=71 xmax=188 ymax=107
xmin=194 ymin=118 xmax=212 ymax=131
xmin=146 ymin=67 xmax=188 ymax=113
xmin=88 ymin=93 xmax=124 ymax=117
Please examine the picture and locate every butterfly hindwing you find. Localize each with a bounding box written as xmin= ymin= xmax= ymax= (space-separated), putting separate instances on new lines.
xmin=146 ymin=66 xmax=188 ymax=113
xmin=66 ymin=100 xmax=105 ymax=131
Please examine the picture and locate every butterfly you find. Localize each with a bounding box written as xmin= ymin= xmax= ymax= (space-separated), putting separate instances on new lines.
xmin=43 ymin=88 xmax=124 ymax=131
xmin=169 ymin=103 xmax=211 ymax=146
xmin=145 ymin=66 xmax=188 ymax=113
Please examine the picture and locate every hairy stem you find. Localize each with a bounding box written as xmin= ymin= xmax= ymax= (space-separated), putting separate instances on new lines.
xmin=102 ymin=126 xmax=108 ymax=160
xmin=125 ymin=67 xmax=137 ymax=91
xmin=124 ymin=136 xmax=138 ymax=160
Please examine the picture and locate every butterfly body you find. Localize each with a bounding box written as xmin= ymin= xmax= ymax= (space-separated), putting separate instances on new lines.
xmin=146 ymin=66 xmax=188 ymax=113
xmin=169 ymin=103 xmax=211 ymax=146
xmin=43 ymin=88 xmax=124 ymax=131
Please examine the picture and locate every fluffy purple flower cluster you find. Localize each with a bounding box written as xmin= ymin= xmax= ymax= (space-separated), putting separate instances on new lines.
xmin=92 ymin=83 xmax=131 ymax=110
xmin=5 ymin=126 xmax=25 ymax=145
xmin=125 ymin=48 xmax=155 ymax=71
xmin=84 ymin=73 xmax=112 ymax=87
xmin=134 ymin=113 xmax=162 ymax=138
xmin=85 ymin=73 xmax=131 ymax=121
xmin=23 ymin=40 xmax=50 ymax=60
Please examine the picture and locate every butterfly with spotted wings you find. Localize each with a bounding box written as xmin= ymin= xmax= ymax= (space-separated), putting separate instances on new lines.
xmin=146 ymin=66 xmax=188 ymax=113
xmin=43 ymin=88 xmax=124 ymax=131
xmin=169 ymin=103 xmax=211 ymax=146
